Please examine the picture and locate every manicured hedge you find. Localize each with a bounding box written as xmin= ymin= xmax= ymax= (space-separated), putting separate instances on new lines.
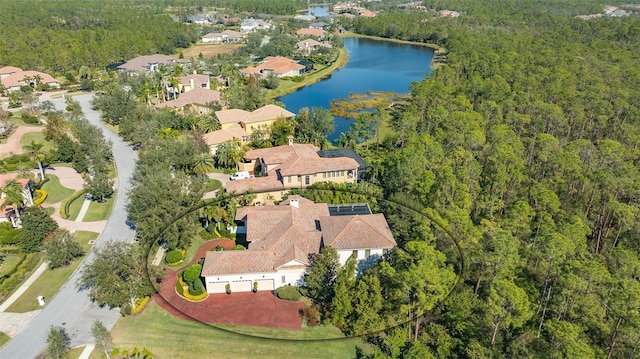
xmin=0 ymin=253 xmax=40 ymax=299
xmin=131 ymin=296 xmax=150 ymax=314
xmin=182 ymin=264 xmax=202 ymax=283
xmin=33 ymin=189 xmax=48 ymax=205
xmin=60 ymin=189 xmax=86 ymax=219
xmin=276 ymin=286 xmax=301 ymax=301
xmin=164 ymin=249 xmax=183 ymax=265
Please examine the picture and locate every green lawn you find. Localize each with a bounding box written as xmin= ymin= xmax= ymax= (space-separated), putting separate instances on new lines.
xmin=204 ymin=178 xmax=222 ymax=192
xmin=83 ymin=197 xmax=114 ymax=222
xmin=0 ymin=254 xmax=22 ymax=277
xmin=4 ymin=231 xmax=99 ymax=313
xmin=110 ymin=302 xmax=366 ymax=359
xmin=170 ymin=236 xmax=206 ymax=271
xmin=41 ymin=175 xmax=75 ymax=203
xmin=19 ymin=132 xmax=54 ymax=154
xmin=67 ymin=194 xmax=84 ymax=221
xmin=0 ymin=331 xmax=10 ymax=348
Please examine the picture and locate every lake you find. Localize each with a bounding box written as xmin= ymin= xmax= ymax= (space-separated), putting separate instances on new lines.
xmin=278 ymin=37 xmax=434 ymax=142
xmin=306 ymin=5 xmax=330 ymax=17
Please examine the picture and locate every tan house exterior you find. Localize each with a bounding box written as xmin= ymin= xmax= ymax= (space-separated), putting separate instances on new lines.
xmin=204 ymin=104 xmax=295 ymax=154
xmin=201 ymin=196 xmax=396 ymax=294
xmin=296 ymin=28 xmax=328 ymax=38
xmin=226 ymin=140 xmax=359 ymax=204
xmin=178 ymin=73 xmax=210 ymax=93
xmin=155 ymin=87 xmax=221 ymax=114
xmin=117 ymin=54 xmax=175 ymax=73
xmin=241 ymin=57 xmax=306 ymax=78
xmin=1 ymin=70 xmax=60 ymax=93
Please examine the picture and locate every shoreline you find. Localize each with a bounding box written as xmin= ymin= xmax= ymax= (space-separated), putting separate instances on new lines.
xmin=269 ymin=32 xmax=444 ymax=99
xmin=267 ymin=47 xmax=349 ymax=99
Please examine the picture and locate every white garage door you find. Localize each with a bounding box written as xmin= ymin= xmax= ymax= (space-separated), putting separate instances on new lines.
xmin=207 ymin=281 xmax=228 ymax=294
xmin=231 ymin=280 xmax=252 ymax=292
xmin=255 ymin=279 xmax=275 ymax=292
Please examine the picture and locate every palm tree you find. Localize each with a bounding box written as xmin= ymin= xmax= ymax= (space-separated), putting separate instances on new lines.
xmin=215 ymin=140 xmax=245 ymax=170
xmin=3 ymin=179 xmax=25 ymax=219
xmin=192 ymin=152 xmax=215 ymax=175
xmin=197 ymin=114 xmax=221 ymax=133
xmin=24 ymin=140 xmax=45 ymax=180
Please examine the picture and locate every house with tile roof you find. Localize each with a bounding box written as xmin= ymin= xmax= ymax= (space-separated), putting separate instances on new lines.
xmin=155 ymin=87 xmax=222 ymax=114
xmin=0 ymin=174 xmax=34 ymax=228
xmin=1 ymin=70 xmax=60 ymax=93
xmin=177 ymin=73 xmax=210 ymax=93
xmin=295 ymin=39 xmax=331 ymax=54
xmin=203 ymin=104 xmax=295 ymax=154
xmin=296 ymin=28 xmax=328 ymax=38
xmin=240 ymin=18 xmax=272 ymax=32
xmin=226 ymin=138 xmax=359 ymax=204
xmin=201 ymin=196 xmax=396 ymax=293
xmin=116 ymin=54 xmax=176 ymax=73
xmin=0 ymin=66 xmax=23 ymax=80
xmin=241 ymin=56 xmax=306 ymax=78
xmin=202 ymin=30 xmax=246 ymax=44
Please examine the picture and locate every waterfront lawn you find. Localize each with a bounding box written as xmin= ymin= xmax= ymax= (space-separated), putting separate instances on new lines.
xmin=83 ymin=197 xmax=114 ymax=222
xmin=41 ymin=175 xmax=75 ymax=203
xmin=4 ymin=231 xmax=98 ymax=313
xmin=111 ymin=301 xmax=366 ymax=359
xmin=268 ymin=48 xmax=349 ymax=99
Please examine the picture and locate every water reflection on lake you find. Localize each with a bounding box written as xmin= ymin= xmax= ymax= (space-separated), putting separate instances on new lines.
xmin=278 ymin=37 xmax=434 ymax=141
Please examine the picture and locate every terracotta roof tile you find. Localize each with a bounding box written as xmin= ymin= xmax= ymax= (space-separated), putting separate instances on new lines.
xmin=155 ymin=87 xmax=221 ymax=109
xmin=320 ymin=214 xmax=396 ymax=250
xmin=296 ymin=28 xmax=327 ymax=37
xmin=1 ymin=70 xmax=59 ymax=89
xmin=202 ymin=123 xmax=249 ymax=146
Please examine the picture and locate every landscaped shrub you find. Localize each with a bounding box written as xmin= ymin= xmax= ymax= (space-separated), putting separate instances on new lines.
xmin=61 ymin=189 xmax=86 ymax=219
xmin=33 ymin=189 xmax=48 ymax=205
xmin=131 ymin=296 xmax=150 ymax=314
xmin=0 ymin=222 xmax=21 ymax=245
xmin=23 ymin=116 xmax=39 ymax=125
xmin=219 ymin=227 xmax=236 ymax=240
xmin=232 ymin=244 xmax=245 ymax=250
xmin=164 ymin=249 xmax=183 ymax=265
xmin=189 ymin=278 xmax=204 ymax=296
xmin=303 ymin=304 xmax=321 ymax=327
xmin=214 ymin=245 xmax=224 ymax=251
xmin=276 ymin=286 xmax=301 ymax=301
xmin=182 ymin=264 xmax=202 ymax=283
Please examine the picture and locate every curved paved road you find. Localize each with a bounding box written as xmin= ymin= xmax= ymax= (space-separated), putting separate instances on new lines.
xmin=0 ymin=93 xmax=138 ymax=358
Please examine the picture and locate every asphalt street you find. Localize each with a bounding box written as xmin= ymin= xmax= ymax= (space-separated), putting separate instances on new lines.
xmin=0 ymin=93 xmax=138 ymax=358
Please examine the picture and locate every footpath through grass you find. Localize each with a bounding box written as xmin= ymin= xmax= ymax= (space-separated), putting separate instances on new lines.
xmin=4 ymin=231 xmax=99 ymax=313
xmin=111 ymin=301 xmax=367 ymax=359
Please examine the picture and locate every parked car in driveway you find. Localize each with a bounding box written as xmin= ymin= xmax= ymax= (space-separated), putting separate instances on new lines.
xmin=230 ymin=171 xmax=252 ymax=180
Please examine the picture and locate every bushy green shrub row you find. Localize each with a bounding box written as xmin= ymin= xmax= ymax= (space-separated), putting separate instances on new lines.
xmin=60 ymin=189 xmax=86 ymax=219
xmin=0 ymin=253 xmax=40 ymax=298
xmin=189 ymin=278 xmax=204 ymax=296
xmin=0 ymin=222 xmax=22 ymax=245
xmin=182 ymin=264 xmax=202 ymax=283
xmin=164 ymin=249 xmax=183 ymax=265
xmin=276 ymin=286 xmax=301 ymax=301
xmin=219 ymin=227 xmax=236 ymax=240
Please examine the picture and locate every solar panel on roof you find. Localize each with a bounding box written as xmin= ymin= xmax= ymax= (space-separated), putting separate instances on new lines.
xmin=328 ymin=203 xmax=372 ymax=216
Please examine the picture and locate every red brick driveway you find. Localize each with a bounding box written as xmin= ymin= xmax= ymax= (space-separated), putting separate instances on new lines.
xmin=152 ymin=239 xmax=304 ymax=330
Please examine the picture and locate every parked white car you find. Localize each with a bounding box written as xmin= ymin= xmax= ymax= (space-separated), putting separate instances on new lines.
xmin=230 ymin=171 xmax=252 ymax=180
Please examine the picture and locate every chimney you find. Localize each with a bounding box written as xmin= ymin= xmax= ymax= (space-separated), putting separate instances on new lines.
xmin=287 ymin=135 xmax=294 ymax=146
xmin=290 ymin=199 xmax=299 ymax=208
